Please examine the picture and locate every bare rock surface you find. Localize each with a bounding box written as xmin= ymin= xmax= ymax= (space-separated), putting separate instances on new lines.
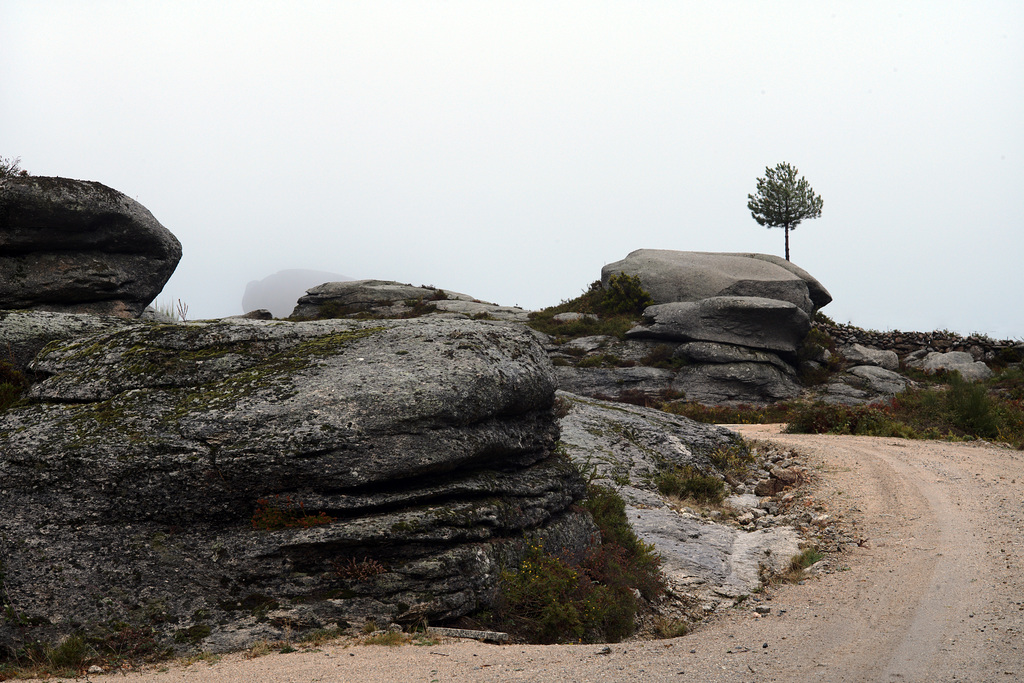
xmin=0 ymin=176 xmax=181 ymax=317
xmin=671 ymin=362 xmax=802 ymax=404
xmin=555 ymin=393 xmax=798 ymax=598
xmin=841 ymin=343 xmax=899 ymax=371
xmin=0 ymin=309 xmax=130 ymax=374
xmin=919 ymin=350 xmax=994 ymax=381
xmin=601 ymin=249 xmax=831 ymax=315
xmin=848 ymin=364 xmax=912 ymax=395
xmin=0 ymin=317 xmax=592 ymax=655
xmin=552 ymin=365 xmax=674 ymax=400
xmin=555 ymin=391 xmax=740 ymax=507
xmin=290 ymin=280 xmax=529 ymax=322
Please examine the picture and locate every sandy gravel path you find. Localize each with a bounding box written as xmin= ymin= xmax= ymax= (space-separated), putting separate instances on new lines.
xmin=68 ymin=427 xmax=1024 ymax=682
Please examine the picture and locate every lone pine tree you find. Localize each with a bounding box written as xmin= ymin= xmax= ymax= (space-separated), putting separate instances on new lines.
xmin=747 ymin=162 xmax=823 ymax=261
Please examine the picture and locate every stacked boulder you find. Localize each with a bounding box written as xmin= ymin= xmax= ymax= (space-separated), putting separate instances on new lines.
xmin=0 ymin=176 xmax=181 ymax=317
xmin=555 ymin=250 xmax=832 ymax=404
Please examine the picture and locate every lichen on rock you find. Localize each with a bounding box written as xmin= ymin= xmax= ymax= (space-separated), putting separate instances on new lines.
xmin=0 ymin=317 xmax=592 ymax=655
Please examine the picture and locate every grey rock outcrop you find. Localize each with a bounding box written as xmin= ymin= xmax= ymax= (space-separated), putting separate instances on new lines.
xmin=601 ymin=250 xmax=831 ymax=316
xmin=291 ymin=280 xmax=530 ymax=322
xmin=841 ymin=343 xmax=899 ymax=372
xmin=0 ymin=309 xmax=130 ymax=374
xmin=556 ymin=393 xmax=799 ymax=595
xmin=0 ymin=317 xmax=591 ymax=654
xmin=672 ymin=362 xmax=802 ymax=404
xmin=627 ymin=297 xmax=811 ymax=355
xmin=848 ymin=365 xmax=911 ymax=395
xmin=553 ymin=366 xmax=675 ymax=400
xmin=919 ymin=350 xmax=993 ymax=381
xmin=242 ymin=269 xmax=352 ymax=318
xmin=814 ymin=366 xmax=913 ymax=405
xmin=0 ymin=176 xmax=182 ymax=317
xmin=675 ymin=341 xmax=796 ymax=373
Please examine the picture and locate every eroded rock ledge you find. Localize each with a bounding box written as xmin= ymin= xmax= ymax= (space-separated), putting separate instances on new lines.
xmin=0 ymin=317 xmax=592 ymax=654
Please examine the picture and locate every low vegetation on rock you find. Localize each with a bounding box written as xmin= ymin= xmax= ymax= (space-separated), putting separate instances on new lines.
xmin=658 ymin=367 xmax=1024 ymax=449
xmin=483 ymin=484 xmax=664 ymax=644
xmin=526 ymin=275 xmax=650 ymax=341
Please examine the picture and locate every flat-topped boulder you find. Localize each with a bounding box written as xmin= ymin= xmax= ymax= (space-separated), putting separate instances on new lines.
xmin=0 ymin=176 xmax=182 ymax=317
xmin=0 ymin=317 xmax=591 ymax=654
xmin=601 ymin=250 xmax=831 ymax=316
xmin=291 ymin=280 xmax=530 ymax=322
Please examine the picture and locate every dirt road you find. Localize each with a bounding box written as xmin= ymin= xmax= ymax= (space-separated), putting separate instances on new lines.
xmin=78 ymin=428 xmax=1024 ymax=682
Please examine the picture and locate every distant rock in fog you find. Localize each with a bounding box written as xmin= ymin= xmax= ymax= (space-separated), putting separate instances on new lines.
xmin=242 ymin=268 xmax=352 ymax=318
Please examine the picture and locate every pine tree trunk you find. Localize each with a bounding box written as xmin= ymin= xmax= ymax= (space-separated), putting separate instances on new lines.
xmin=785 ymin=226 xmax=790 ymax=261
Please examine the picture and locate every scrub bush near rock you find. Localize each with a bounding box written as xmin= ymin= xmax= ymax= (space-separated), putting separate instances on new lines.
xmin=526 ymin=278 xmax=653 ymax=342
xmin=654 ymin=466 xmax=726 ymax=505
xmin=0 ymin=360 xmax=28 ymax=413
xmin=489 ymin=484 xmax=663 ymax=644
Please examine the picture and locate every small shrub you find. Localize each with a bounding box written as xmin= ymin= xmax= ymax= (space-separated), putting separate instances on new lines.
xmin=661 ymin=401 xmax=792 ymax=425
xmin=641 ymin=344 xmax=688 ymax=369
xmin=791 ymin=547 xmax=824 ymax=569
xmin=577 ymin=353 xmax=625 ymax=368
xmin=784 ymin=403 xmax=911 ymax=438
xmin=173 ymin=624 xmax=211 ymax=645
xmin=331 ymin=557 xmax=388 ymax=581
xmin=0 ymin=360 xmax=29 ymax=414
xmin=655 ymin=466 xmax=725 ymax=505
xmin=0 ymin=156 xmax=28 ymax=178
xmin=707 ymin=443 xmax=756 ymax=477
xmin=653 ymin=616 xmax=691 ymax=639
xmin=525 ymin=279 xmax=647 ymax=342
xmin=251 ymin=495 xmax=334 ymax=531
xmin=493 ymin=485 xmax=663 ymax=644
xmin=361 ymin=631 xmax=409 ymax=646
xmin=601 ymin=273 xmax=654 ymax=315
xmin=945 ymin=372 xmax=999 ymax=438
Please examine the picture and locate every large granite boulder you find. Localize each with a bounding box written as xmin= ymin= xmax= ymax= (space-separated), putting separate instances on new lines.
xmin=242 ymin=269 xmax=352 ymax=318
xmin=919 ymin=350 xmax=993 ymax=382
xmin=626 ymin=296 xmax=811 ymax=355
xmin=0 ymin=176 xmax=182 ymax=317
xmin=292 ymin=279 xmax=530 ymax=322
xmin=841 ymin=343 xmax=899 ymax=372
xmin=601 ymin=250 xmax=831 ymax=316
xmin=0 ymin=317 xmax=592 ymax=654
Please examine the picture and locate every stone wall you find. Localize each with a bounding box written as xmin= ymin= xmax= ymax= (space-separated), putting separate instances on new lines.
xmin=816 ymin=322 xmax=1024 ymax=364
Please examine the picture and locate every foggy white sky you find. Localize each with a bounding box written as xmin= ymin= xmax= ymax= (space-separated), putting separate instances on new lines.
xmin=2 ymin=1 xmax=1022 ymax=338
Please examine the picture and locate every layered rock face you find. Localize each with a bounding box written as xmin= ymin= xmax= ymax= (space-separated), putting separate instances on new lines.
xmin=556 ymin=393 xmax=799 ymax=598
xmin=0 ymin=317 xmax=590 ymax=653
xmin=0 ymin=176 xmax=182 ymax=317
xmin=291 ymin=279 xmax=531 ymax=322
xmin=551 ymin=250 xmax=832 ymax=404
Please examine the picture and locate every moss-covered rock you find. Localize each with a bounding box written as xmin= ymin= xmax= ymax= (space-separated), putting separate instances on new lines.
xmin=0 ymin=317 xmax=590 ymax=655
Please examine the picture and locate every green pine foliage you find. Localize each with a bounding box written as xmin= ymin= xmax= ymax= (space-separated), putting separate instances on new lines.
xmin=747 ymin=161 xmax=823 ymax=261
